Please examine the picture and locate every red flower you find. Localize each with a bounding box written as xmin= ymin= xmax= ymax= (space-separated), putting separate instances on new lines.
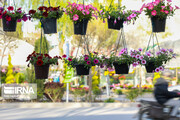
xmin=36 ymin=59 xmax=43 ymax=66
xmin=17 ymin=8 xmax=22 ymax=11
xmin=3 ymin=11 xmax=7 ymax=15
xmin=38 ymin=6 xmax=47 ymax=11
xmin=0 ymin=13 xmax=2 ymax=19
xmin=38 ymin=56 xmax=43 ymax=59
xmin=62 ymin=54 xmax=67 ymax=58
xmin=47 ymin=7 xmax=53 ymax=11
xmin=29 ymin=9 xmax=36 ymax=14
xmin=5 ymin=16 xmax=11 ymax=21
xmin=7 ymin=6 xmax=14 ymax=11
xmin=42 ymin=12 xmax=48 ymax=17
xmin=58 ymin=56 xmax=62 ymax=59
xmin=53 ymin=6 xmax=60 ymax=11
xmin=44 ymin=54 xmax=49 ymax=57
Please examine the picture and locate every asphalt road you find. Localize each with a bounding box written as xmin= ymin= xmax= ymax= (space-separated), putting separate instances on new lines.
xmin=0 ymin=107 xmax=138 ymax=120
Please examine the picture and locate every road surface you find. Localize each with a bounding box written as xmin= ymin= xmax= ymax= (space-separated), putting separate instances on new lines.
xmin=0 ymin=107 xmax=138 ymax=120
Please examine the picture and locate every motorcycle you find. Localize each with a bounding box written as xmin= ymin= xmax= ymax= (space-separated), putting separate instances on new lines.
xmin=135 ymin=100 xmax=180 ymax=120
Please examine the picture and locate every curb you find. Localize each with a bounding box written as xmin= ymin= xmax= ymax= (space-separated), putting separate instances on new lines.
xmin=0 ymin=102 xmax=138 ymax=108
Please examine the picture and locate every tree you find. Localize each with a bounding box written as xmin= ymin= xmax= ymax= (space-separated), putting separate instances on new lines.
xmin=5 ymin=55 xmax=15 ymax=84
xmin=35 ymin=36 xmax=50 ymax=54
xmin=0 ymin=31 xmax=17 ymax=85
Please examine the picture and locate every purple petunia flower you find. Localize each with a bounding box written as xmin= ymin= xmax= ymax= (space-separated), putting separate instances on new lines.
xmin=132 ymin=62 xmax=138 ymax=67
xmin=168 ymin=49 xmax=173 ymax=53
xmin=138 ymin=48 xmax=143 ymax=52
xmin=139 ymin=56 xmax=144 ymax=60
xmin=94 ymin=59 xmax=99 ymax=64
xmin=84 ymin=57 xmax=89 ymax=61
xmin=87 ymin=61 xmax=91 ymax=65
xmin=136 ymin=54 xmax=140 ymax=59
xmin=155 ymin=68 xmax=160 ymax=73
xmin=159 ymin=66 xmax=164 ymax=71
xmin=141 ymin=60 xmax=146 ymax=65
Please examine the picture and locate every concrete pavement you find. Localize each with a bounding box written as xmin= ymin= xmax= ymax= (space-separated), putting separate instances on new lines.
xmin=0 ymin=105 xmax=138 ymax=120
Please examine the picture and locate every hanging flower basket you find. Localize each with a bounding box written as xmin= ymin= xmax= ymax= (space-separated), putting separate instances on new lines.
xmin=34 ymin=64 xmax=50 ymax=79
xmin=74 ymin=19 xmax=88 ymax=35
xmin=145 ymin=61 xmax=156 ymax=73
xmin=151 ymin=17 xmax=166 ymax=32
xmin=107 ymin=18 xmax=124 ymax=30
xmin=41 ymin=18 xmax=57 ymax=34
xmin=2 ymin=17 xmax=17 ymax=32
xmin=113 ymin=62 xmax=129 ymax=74
xmin=75 ymin=64 xmax=90 ymax=75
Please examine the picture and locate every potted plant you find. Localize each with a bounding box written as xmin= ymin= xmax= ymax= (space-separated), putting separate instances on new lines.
xmin=0 ymin=6 xmax=27 ymax=32
xmin=26 ymin=51 xmax=61 ymax=79
xmin=65 ymin=2 xmax=98 ymax=35
xmin=141 ymin=0 xmax=180 ymax=32
xmin=103 ymin=48 xmax=135 ymax=74
xmin=130 ymin=48 xmax=176 ymax=73
xmin=62 ymin=52 xmax=102 ymax=75
xmin=28 ymin=6 xmax=64 ymax=34
xmin=98 ymin=5 xmax=141 ymax=30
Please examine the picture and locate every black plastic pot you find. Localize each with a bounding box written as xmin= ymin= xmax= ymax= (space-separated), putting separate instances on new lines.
xmin=75 ymin=64 xmax=90 ymax=75
xmin=145 ymin=61 xmax=156 ymax=73
xmin=41 ymin=18 xmax=57 ymax=34
xmin=2 ymin=17 xmax=17 ymax=32
xmin=34 ymin=64 xmax=50 ymax=79
xmin=108 ymin=18 xmax=124 ymax=30
xmin=113 ymin=62 xmax=129 ymax=74
xmin=74 ymin=19 xmax=88 ymax=35
xmin=151 ymin=17 xmax=166 ymax=32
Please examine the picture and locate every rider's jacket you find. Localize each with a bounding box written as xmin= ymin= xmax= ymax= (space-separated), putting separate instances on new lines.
xmin=154 ymin=78 xmax=180 ymax=104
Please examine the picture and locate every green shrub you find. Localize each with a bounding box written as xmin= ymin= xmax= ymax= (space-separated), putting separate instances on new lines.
xmin=93 ymin=88 xmax=102 ymax=101
xmin=44 ymin=82 xmax=65 ymax=102
xmin=0 ymin=87 xmax=1 ymax=97
xmin=71 ymin=88 xmax=86 ymax=102
xmin=104 ymin=98 xmax=115 ymax=103
xmin=115 ymin=89 xmax=122 ymax=95
xmin=124 ymin=89 xmax=139 ymax=102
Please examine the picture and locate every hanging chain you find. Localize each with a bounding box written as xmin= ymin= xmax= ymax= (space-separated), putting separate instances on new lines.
xmin=48 ymin=0 xmax=51 ymax=7
xmin=12 ymin=0 xmax=16 ymax=10
xmin=146 ymin=32 xmax=161 ymax=56
xmin=76 ymin=36 xmax=82 ymax=57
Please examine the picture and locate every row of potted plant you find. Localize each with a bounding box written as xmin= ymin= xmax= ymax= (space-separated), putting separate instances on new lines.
xmin=1 ymin=0 xmax=179 ymax=33
xmin=26 ymin=47 xmax=176 ymax=78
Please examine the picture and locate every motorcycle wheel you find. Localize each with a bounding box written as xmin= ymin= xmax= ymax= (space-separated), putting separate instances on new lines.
xmin=139 ymin=110 xmax=153 ymax=120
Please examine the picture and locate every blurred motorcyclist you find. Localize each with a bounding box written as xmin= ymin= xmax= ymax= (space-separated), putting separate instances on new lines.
xmin=154 ymin=71 xmax=180 ymax=117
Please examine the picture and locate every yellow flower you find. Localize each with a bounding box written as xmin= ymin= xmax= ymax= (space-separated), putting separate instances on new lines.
xmin=104 ymin=71 xmax=109 ymax=76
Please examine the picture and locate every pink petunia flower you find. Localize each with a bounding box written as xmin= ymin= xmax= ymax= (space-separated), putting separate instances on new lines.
xmin=73 ymin=14 xmax=79 ymax=21
xmin=175 ymin=6 xmax=180 ymax=9
xmin=151 ymin=10 xmax=157 ymax=16
xmin=164 ymin=10 xmax=169 ymax=14
xmin=130 ymin=13 xmax=137 ymax=18
xmin=148 ymin=5 xmax=154 ymax=10
xmin=114 ymin=19 xmax=117 ymax=24
xmin=167 ymin=0 xmax=172 ymax=2
xmin=161 ymin=6 xmax=166 ymax=9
